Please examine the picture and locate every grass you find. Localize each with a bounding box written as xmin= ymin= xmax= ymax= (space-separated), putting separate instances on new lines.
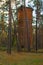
xmin=0 ymin=51 xmax=43 ymax=65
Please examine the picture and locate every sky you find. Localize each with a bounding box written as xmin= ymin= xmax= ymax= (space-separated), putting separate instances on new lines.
xmin=0 ymin=0 xmax=43 ymax=19
xmin=0 ymin=0 xmax=43 ymax=25
xmin=0 ymin=0 xmax=36 ymax=23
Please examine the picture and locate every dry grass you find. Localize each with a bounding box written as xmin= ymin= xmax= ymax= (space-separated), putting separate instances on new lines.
xmin=0 ymin=51 xmax=43 ymax=65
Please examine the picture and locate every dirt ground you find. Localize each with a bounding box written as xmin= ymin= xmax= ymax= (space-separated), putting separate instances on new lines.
xmin=0 ymin=51 xmax=43 ymax=65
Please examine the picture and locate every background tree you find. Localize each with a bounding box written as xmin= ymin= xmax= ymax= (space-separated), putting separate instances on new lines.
xmin=7 ymin=0 xmax=12 ymax=54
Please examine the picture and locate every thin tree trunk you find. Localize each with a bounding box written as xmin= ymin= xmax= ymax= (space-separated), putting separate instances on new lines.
xmin=23 ymin=0 xmax=30 ymax=51
xmin=36 ymin=0 xmax=40 ymax=52
xmin=1 ymin=12 xmax=5 ymax=31
xmin=14 ymin=0 xmax=21 ymax=51
xmin=7 ymin=0 xmax=12 ymax=54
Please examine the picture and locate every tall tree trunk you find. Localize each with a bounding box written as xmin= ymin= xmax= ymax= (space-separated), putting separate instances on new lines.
xmin=23 ymin=0 xmax=30 ymax=51
xmin=36 ymin=0 xmax=40 ymax=52
xmin=7 ymin=0 xmax=12 ymax=54
xmin=14 ymin=0 xmax=21 ymax=51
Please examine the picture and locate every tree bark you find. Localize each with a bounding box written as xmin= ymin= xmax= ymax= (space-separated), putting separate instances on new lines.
xmin=7 ymin=0 xmax=12 ymax=54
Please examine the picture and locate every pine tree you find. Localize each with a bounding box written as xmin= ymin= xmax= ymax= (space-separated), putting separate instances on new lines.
xmin=7 ymin=0 xmax=12 ymax=54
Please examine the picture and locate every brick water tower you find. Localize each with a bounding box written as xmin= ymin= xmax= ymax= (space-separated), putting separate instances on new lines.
xmin=17 ymin=5 xmax=33 ymax=51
